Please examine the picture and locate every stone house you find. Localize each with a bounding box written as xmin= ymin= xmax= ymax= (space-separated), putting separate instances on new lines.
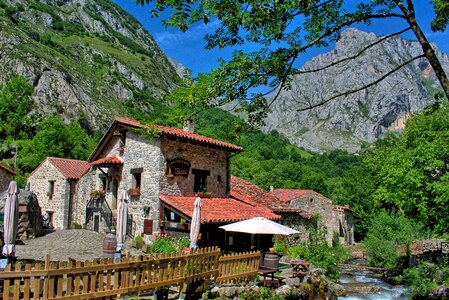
xmin=27 ymin=157 xmax=90 ymax=229
xmin=270 ymin=189 xmax=354 ymax=245
xmin=51 ymin=117 xmax=278 ymax=247
xmin=0 ymin=163 xmax=16 ymax=192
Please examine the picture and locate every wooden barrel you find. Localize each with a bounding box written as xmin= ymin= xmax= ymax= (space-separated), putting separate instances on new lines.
xmin=103 ymin=231 xmax=117 ymax=259
xmin=263 ymin=252 xmax=280 ymax=269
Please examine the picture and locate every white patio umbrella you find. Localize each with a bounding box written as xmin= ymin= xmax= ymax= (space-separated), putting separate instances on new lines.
xmin=116 ymin=189 xmax=129 ymax=251
xmin=189 ymin=197 xmax=202 ymax=248
xmin=3 ymin=181 xmax=19 ymax=257
xmin=219 ymin=217 xmax=299 ymax=235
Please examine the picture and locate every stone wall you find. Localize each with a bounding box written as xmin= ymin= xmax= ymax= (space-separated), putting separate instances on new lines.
xmin=0 ymin=169 xmax=13 ymax=193
xmin=159 ymin=137 xmax=229 ymax=198
xmin=117 ymin=132 xmax=163 ymax=239
xmin=27 ymin=159 xmax=68 ymax=229
xmin=73 ymin=170 xmax=96 ymax=226
xmin=289 ymin=192 xmax=339 ymax=246
xmin=334 ymin=208 xmax=354 ymax=245
xmin=279 ymin=214 xmax=315 ymax=245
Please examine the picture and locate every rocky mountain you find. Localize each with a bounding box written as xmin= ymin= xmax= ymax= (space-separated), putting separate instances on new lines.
xmin=264 ymin=28 xmax=449 ymax=153
xmin=0 ymin=0 xmax=179 ymax=129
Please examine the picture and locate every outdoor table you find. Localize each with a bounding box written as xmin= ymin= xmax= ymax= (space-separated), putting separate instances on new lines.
xmin=258 ymin=267 xmax=277 ymax=287
xmin=290 ymin=258 xmax=309 ymax=280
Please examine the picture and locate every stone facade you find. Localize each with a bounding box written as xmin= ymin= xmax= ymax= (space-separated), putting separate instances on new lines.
xmin=84 ymin=130 xmax=232 ymax=239
xmin=279 ymin=191 xmax=354 ymax=246
xmin=278 ymin=213 xmax=315 ymax=245
xmin=27 ymin=160 xmax=68 ymax=229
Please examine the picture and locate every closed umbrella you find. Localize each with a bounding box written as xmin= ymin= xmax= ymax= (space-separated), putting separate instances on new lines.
xmin=116 ymin=189 xmax=128 ymax=251
xmin=189 ymin=197 xmax=202 ymax=248
xmin=219 ymin=217 xmax=299 ymax=235
xmin=3 ymin=181 xmax=19 ymax=257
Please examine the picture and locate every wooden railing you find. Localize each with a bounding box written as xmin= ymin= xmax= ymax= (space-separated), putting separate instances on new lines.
xmin=0 ymin=248 xmax=260 ymax=299
xmin=217 ymin=251 xmax=261 ymax=284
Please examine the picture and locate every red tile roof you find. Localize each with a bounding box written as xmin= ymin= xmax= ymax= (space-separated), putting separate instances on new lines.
xmin=160 ymin=194 xmax=280 ymax=224
xmin=271 ymin=189 xmax=320 ymax=202
xmin=90 ymin=155 xmax=124 ymax=166
xmin=115 ymin=117 xmax=242 ymax=152
xmin=0 ymin=163 xmax=16 ymax=175
xmin=48 ymin=157 xmax=90 ymax=180
xmin=230 ymin=176 xmax=287 ymax=209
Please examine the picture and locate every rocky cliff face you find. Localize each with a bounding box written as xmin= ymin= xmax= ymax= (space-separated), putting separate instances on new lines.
xmin=264 ymin=28 xmax=449 ymax=153
xmin=0 ymin=0 xmax=179 ymax=129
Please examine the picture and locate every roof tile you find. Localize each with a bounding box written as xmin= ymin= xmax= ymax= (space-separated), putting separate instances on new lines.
xmin=160 ymin=194 xmax=280 ymax=223
xmin=115 ymin=117 xmax=242 ymax=152
xmin=0 ymin=163 xmax=16 ymax=175
xmin=230 ymin=176 xmax=286 ymax=209
xmin=271 ymin=189 xmax=319 ymax=202
xmin=48 ymin=157 xmax=90 ymax=180
xmin=90 ymin=155 xmax=124 ymax=166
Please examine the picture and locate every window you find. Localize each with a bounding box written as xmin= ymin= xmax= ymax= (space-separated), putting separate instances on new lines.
xmin=192 ymin=169 xmax=210 ymax=192
xmin=47 ymin=180 xmax=55 ymax=198
xmin=100 ymin=176 xmax=107 ymax=191
xmin=130 ymin=168 xmax=143 ymax=189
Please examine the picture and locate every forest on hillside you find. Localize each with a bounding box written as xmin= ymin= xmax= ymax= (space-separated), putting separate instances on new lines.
xmin=2 ymin=76 xmax=449 ymax=241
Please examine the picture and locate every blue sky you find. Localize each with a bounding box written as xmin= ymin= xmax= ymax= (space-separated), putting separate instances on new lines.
xmin=114 ymin=0 xmax=448 ymax=77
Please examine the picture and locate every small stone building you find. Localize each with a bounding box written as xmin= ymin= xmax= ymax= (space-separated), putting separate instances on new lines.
xmin=271 ymin=189 xmax=354 ymax=245
xmin=28 ymin=116 xmax=353 ymax=249
xmin=0 ymin=163 xmax=16 ymax=192
xmin=27 ymin=157 xmax=90 ymax=229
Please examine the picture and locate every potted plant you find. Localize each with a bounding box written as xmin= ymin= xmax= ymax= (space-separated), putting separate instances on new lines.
xmin=179 ymin=218 xmax=188 ymax=229
xmin=90 ymin=190 xmax=105 ymax=200
xmin=194 ymin=191 xmax=212 ymax=198
xmin=128 ymin=187 xmax=141 ymax=197
xmin=133 ymin=235 xmax=144 ymax=249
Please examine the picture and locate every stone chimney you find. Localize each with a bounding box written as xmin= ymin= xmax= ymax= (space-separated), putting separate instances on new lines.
xmin=269 ymin=186 xmax=274 ymax=192
xmin=183 ymin=119 xmax=194 ymax=133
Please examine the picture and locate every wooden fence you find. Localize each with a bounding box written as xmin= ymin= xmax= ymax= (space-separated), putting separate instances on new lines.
xmin=217 ymin=252 xmax=261 ymax=284
xmin=0 ymin=248 xmax=260 ymax=299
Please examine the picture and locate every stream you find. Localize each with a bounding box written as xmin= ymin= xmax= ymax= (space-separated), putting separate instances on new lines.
xmin=337 ymin=260 xmax=412 ymax=299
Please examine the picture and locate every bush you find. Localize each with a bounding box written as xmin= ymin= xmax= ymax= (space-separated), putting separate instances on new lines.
xmin=286 ymin=220 xmax=349 ymax=279
xmin=364 ymin=211 xmax=422 ymax=269
xmin=287 ymin=245 xmax=306 ymax=259
xmin=399 ymin=259 xmax=449 ymax=298
xmin=239 ymin=287 xmax=283 ymax=300
xmin=151 ymin=235 xmax=191 ymax=254
xmin=273 ymin=235 xmax=287 ymax=256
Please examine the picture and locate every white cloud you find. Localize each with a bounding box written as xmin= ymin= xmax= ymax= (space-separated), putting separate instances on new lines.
xmin=155 ymin=19 xmax=220 ymax=48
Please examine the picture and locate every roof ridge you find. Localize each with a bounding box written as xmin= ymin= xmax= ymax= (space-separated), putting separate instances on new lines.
xmin=48 ymin=157 xmax=89 ymax=163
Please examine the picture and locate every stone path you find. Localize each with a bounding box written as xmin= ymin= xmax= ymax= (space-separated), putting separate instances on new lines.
xmin=15 ymin=229 xmax=105 ymax=262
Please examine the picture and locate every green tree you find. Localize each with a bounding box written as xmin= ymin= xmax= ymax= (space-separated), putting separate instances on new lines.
xmin=16 ymin=116 xmax=96 ymax=185
xmin=367 ymin=103 xmax=449 ymax=233
xmin=364 ymin=211 xmax=422 ymax=269
xmin=138 ymin=0 xmax=449 ymax=121
xmin=0 ymin=77 xmax=37 ymax=141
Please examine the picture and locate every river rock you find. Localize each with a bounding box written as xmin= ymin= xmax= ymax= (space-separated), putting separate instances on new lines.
xmin=285 ymin=276 xmax=302 ymax=286
xmin=427 ymin=285 xmax=449 ymax=300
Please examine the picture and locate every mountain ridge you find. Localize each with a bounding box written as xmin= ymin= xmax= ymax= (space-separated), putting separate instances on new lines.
xmin=264 ymin=28 xmax=449 ymax=153
xmin=0 ymin=0 xmax=180 ymax=129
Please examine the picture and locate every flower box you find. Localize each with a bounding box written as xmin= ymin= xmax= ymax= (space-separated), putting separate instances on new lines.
xmin=194 ymin=192 xmax=212 ymax=198
xmin=128 ymin=188 xmax=141 ymax=197
xmin=90 ymin=190 xmax=105 ymax=200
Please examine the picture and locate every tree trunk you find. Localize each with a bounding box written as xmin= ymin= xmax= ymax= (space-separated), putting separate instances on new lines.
xmin=397 ymin=0 xmax=449 ymax=100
